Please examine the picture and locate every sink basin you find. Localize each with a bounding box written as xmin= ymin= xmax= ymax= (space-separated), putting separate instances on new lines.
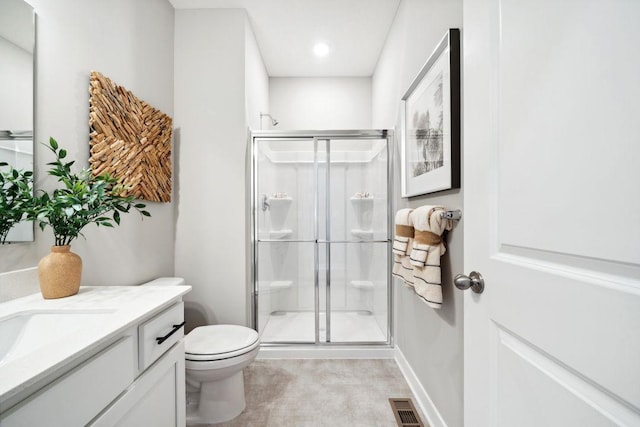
xmin=0 ymin=310 xmax=115 ymax=367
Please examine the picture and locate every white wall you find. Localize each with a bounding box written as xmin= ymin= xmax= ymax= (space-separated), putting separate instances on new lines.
xmin=0 ymin=0 xmax=175 ymax=289
xmin=372 ymin=0 xmax=463 ymax=426
xmin=270 ymin=77 xmax=371 ymax=130
xmin=174 ymin=9 xmax=263 ymax=326
xmin=244 ymin=14 xmax=270 ymax=326
xmin=245 ymin=16 xmax=269 ymax=131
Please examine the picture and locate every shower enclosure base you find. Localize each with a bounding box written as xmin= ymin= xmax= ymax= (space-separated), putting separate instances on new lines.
xmin=260 ymin=311 xmax=387 ymax=343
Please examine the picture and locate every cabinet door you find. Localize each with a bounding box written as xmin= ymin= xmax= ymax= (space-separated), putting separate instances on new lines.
xmin=1 ymin=336 xmax=135 ymax=427
xmin=90 ymin=341 xmax=186 ymax=427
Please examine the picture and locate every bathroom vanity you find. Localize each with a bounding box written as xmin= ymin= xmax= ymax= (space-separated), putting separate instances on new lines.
xmin=0 ymin=281 xmax=191 ymax=426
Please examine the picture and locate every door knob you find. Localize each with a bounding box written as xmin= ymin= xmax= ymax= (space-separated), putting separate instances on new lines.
xmin=454 ymin=271 xmax=485 ymax=294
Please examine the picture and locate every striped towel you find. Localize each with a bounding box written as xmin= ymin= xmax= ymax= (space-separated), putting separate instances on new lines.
xmin=410 ymin=206 xmax=453 ymax=309
xmin=391 ymin=208 xmax=415 ymax=287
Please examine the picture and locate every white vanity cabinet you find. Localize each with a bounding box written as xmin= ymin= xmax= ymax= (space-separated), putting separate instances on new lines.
xmin=0 ymin=296 xmax=188 ymax=427
xmin=0 ymin=336 xmax=137 ymax=426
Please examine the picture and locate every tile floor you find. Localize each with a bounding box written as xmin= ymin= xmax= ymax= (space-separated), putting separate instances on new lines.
xmin=207 ymin=359 xmax=424 ymax=427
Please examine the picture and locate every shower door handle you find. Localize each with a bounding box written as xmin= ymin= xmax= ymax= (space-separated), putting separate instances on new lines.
xmin=454 ymin=271 xmax=485 ymax=294
xmin=261 ymin=194 xmax=270 ymax=211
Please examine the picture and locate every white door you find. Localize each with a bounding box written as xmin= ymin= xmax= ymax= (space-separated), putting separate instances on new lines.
xmin=463 ymin=0 xmax=640 ymax=426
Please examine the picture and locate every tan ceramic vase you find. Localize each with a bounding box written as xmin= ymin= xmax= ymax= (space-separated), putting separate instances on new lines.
xmin=38 ymin=245 xmax=82 ymax=299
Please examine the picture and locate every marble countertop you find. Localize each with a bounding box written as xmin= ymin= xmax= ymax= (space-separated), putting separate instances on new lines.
xmin=0 ymin=283 xmax=191 ymax=411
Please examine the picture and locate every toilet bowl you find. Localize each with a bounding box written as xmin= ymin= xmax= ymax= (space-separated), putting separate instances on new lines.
xmin=184 ymin=324 xmax=260 ymax=425
xmin=140 ymin=278 xmax=260 ymax=425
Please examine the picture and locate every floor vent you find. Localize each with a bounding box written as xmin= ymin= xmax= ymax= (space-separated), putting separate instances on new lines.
xmin=389 ymin=398 xmax=425 ymax=427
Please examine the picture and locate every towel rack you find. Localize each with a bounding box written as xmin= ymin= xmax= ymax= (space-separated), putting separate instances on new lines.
xmin=440 ymin=209 xmax=462 ymax=220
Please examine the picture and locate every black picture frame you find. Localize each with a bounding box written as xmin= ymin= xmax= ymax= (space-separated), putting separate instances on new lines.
xmin=400 ymin=29 xmax=460 ymax=197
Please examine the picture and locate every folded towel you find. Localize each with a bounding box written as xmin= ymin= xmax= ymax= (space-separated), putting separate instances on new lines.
xmin=391 ymin=208 xmax=415 ymax=287
xmin=410 ymin=206 xmax=453 ymax=309
xmin=409 ymin=206 xmax=450 ymax=266
xmin=392 ymin=208 xmax=414 ymax=256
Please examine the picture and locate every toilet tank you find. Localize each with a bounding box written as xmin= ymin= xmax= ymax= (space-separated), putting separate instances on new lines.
xmin=139 ymin=277 xmax=209 ymax=333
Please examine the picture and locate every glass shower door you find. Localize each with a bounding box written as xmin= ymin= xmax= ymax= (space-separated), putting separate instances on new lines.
xmin=255 ymin=138 xmax=319 ymax=343
xmin=323 ymin=138 xmax=389 ymax=343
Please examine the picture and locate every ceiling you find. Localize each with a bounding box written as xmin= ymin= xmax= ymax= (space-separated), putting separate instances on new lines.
xmin=169 ymin=0 xmax=401 ymax=77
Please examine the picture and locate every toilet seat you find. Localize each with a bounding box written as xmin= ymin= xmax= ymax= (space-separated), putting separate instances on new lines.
xmin=185 ymin=324 xmax=259 ymax=362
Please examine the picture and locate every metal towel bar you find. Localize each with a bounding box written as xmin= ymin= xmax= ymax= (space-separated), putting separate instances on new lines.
xmin=440 ymin=210 xmax=462 ymax=220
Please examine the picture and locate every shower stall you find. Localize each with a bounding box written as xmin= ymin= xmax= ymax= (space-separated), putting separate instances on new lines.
xmin=250 ymin=130 xmax=392 ymax=345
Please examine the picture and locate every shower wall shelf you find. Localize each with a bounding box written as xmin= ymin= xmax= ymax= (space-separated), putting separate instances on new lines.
xmin=268 ymin=196 xmax=292 ymax=232
xmin=267 ymin=196 xmax=292 ymax=203
xmin=269 ymin=280 xmax=293 ymax=290
xmin=350 ymin=280 xmax=374 ymax=290
xmin=258 ymin=280 xmax=293 ymax=293
xmin=350 ymin=196 xmax=374 ymax=232
xmin=350 ymin=229 xmax=374 ymax=240
xmin=267 ymin=229 xmax=293 ymax=239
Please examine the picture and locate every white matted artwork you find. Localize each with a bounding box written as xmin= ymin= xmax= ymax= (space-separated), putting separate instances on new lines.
xmin=401 ymin=29 xmax=460 ymax=197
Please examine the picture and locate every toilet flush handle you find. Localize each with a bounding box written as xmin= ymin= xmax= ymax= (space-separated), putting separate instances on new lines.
xmin=156 ymin=321 xmax=186 ymax=345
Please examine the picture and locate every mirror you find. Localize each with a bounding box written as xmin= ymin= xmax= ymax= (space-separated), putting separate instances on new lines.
xmin=0 ymin=0 xmax=35 ymax=243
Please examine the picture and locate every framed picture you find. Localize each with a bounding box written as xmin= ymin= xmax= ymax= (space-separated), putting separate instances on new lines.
xmin=400 ymin=29 xmax=460 ymax=197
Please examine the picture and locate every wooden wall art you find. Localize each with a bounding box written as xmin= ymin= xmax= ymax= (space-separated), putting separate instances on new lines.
xmin=89 ymin=71 xmax=173 ymax=202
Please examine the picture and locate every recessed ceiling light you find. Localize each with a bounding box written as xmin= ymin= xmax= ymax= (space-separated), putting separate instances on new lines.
xmin=313 ymin=42 xmax=330 ymax=57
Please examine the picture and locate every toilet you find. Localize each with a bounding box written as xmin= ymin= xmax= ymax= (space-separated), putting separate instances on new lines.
xmin=141 ymin=277 xmax=260 ymax=425
xmin=185 ymin=324 xmax=260 ymax=425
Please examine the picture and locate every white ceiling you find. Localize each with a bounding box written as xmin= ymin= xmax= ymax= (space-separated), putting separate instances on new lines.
xmin=169 ymin=0 xmax=401 ymax=77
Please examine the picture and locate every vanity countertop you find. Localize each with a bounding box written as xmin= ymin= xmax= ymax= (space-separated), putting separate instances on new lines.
xmin=0 ymin=284 xmax=191 ymax=411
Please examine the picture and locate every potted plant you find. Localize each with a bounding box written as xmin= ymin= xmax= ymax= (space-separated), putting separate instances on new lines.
xmin=31 ymin=137 xmax=150 ymax=299
xmin=0 ymin=161 xmax=33 ymax=244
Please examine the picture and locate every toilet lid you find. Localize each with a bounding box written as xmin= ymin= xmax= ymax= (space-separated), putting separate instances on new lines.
xmin=185 ymin=325 xmax=259 ymax=358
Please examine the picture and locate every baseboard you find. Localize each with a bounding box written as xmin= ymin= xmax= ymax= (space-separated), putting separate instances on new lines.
xmin=257 ymin=345 xmax=395 ymax=359
xmin=394 ymin=347 xmax=447 ymax=427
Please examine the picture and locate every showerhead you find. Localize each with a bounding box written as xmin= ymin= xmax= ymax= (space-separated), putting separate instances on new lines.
xmin=260 ymin=112 xmax=279 ymax=128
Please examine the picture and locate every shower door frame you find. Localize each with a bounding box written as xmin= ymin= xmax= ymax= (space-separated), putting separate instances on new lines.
xmin=250 ymin=129 xmax=394 ymax=346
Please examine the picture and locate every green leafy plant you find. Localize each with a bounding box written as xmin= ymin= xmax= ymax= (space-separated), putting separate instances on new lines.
xmin=0 ymin=162 xmax=34 ymax=244
xmin=31 ymin=137 xmax=151 ymax=246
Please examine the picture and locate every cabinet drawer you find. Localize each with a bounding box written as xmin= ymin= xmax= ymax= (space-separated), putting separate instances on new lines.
xmin=1 ymin=336 xmax=135 ymax=427
xmin=139 ymin=302 xmax=184 ymax=371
